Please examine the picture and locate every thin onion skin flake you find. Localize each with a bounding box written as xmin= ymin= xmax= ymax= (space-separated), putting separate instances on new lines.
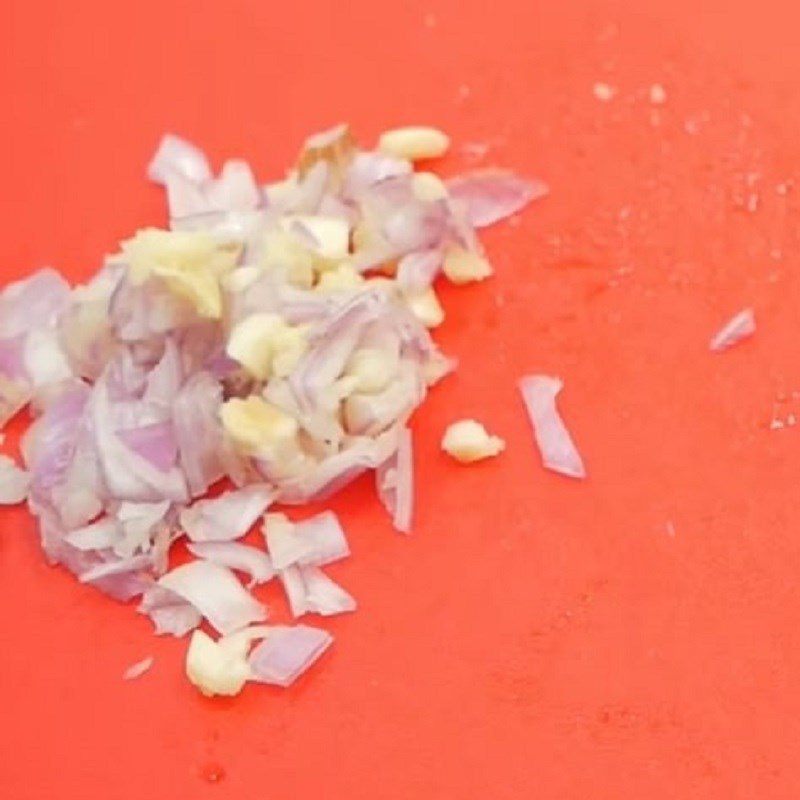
xmin=518 ymin=375 xmax=586 ymax=479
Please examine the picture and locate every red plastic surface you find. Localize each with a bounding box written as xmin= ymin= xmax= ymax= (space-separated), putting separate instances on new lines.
xmin=3 ymin=1 xmax=800 ymax=797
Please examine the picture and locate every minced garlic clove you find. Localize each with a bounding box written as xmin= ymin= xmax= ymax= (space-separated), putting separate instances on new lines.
xmin=344 ymin=347 xmax=397 ymax=393
xmin=185 ymin=630 xmax=251 ymax=697
xmin=220 ymin=396 xmax=299 ymax=457
xmin=405 ymin=287 xmax=445 ymax=328
xmin=441 ymin=419 xmax=505 ymax=463
xmin=412 ymin=171 xmax=449 ymax=202
xmin=442 ymin=246 xmax=493 ymax=285
xmin=226 ymin=314 xmax=308 ymax=381
xmin=378 ymin=127 xmax=450 ymax=161
xmin=121 ymin=228 xmax=240 ymax=318
xmin=315 ymin=264 xmax=365 ymax=293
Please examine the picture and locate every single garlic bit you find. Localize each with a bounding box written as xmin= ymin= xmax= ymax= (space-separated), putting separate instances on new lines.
xmin=442 ymin=246 xmax=493 ymax=285
xmin=378 ymin=126 xmax=450 ymax=161
xmin=441 ymin=419 xmax=505 ymax=463
xmin=185 ymin=629 xmax=252 ymax=697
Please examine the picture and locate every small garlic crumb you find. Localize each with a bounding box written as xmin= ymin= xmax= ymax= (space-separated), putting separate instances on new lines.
xmin=441 ymin=419 xmax=505 ymax=463
xmin=593 ymin=82 xmax=616 ymax=102
xmin=259 ymin=229 xmax=315 ymax=288
xmin=649 ymin=83 xmax=667 ymax=104
xmin=226 ymin=313 xmax=307 ymax=380
xmin=223 ymin=266 xmax=261 ymax=292
xmin=186 ymin=630 xmax=251 ymax=697
xmin=315 ymin=264 xmax=365 ymax=293
xmin=281 ymin=215 xmax=350 ymax=260
xmin=345 ymin=348 xmax=396 ymax=393
xmin=442 ymin=247 xmax=493 ymax=285
xmin=378 ymin=127 xmax=450 ymax=161
xmin=405 ymin=287 xmax=445 ymax=328
xmin=121 ymin=228 xmax=240 ymax=318
xmin=220 ymin=396 xmax=299 ymax=456
xmin=412 ymin=171 xmax=448 ymax=202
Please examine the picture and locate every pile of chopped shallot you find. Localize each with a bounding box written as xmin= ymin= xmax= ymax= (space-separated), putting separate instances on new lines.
xmin=0 ymin=125 xmax=549 ymax=696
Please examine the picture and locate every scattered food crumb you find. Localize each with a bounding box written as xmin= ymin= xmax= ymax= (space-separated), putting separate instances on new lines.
xmin=123 ymin=656 xmax=154 ymax=681
xmin=709 ymin=308 xmax=756 ymax=352
xmin=593 ymin=82 xmax=617 ymax=102
xmin=441 ymin=419 xmax=505 ymax=463
xmin=649 ymin=83 xmax=667 ymax=104
xmin=462 ymin=141 xmax=490 ymax=160
xmin=200 ymin=762 xmax=226 ymax=784
xmin=665 ymin=521 xmax=676 ymax=537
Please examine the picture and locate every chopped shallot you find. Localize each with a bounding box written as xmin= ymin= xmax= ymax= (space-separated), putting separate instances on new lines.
xmin=518 ymin=375 xmax=586 ymax=479
xmin=186 ymin=541 xmax=276 ymax=586
xmin=179 ymin=485 xmax=274 ymax=542
xmin=263 ymin=511 xmax=350 ymax=570
xmin=0 ymin=125 xmax=540 ymax=696
xmin=248 ymin=625 xmax=333 ymax=687
xmin=159 ymin=560 xmax=267 ymax=635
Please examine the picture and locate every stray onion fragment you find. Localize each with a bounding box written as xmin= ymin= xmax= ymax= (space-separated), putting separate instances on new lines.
xmin=709 ymin=307 xmax=755 ymax=352
xmin=518 ymin=375 xmax=586 ymax=479
xmin=1 ymin=125 xmax=541 ymax=696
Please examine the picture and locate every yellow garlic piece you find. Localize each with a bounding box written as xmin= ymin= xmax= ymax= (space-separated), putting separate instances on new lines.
xmin=378 ymin=126 xmax=450 ymax=161
xmin=441 ymin=419 xmax=505 ymax=463
xmin=442 ymin=247 xmax=493 ymax=285
xmin=185 ymin=630 xmax=251 ymax=698
xmin=315 ymin=264 xmax=365 ymax=293
xmin=121 ymin=228 xmax=239 ymax=318
xmin=412 ymin=171 xmax=448 ymax=202
xmin=405 ymin=287 xmax=445 ymax=328
xmin=345 ymin=348 xmax=396 ymax=393
xmin=226 ymin=313 xmax=307 ymax=380
xmin=220 ymin=396 xmax=299 ymax=457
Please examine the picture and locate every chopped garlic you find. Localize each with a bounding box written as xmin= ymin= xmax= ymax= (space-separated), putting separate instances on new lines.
xmin=270 ymin=326 xmax=308 ymax=378
xmin=226 ymin=313 xmax=307 ymax=380
xmin=378 ymin=127 xmax=450 ymax=161
xmin=223 ymin=265 xmax=261 ymax=292
xmin=121 ymin=228 xmax=239 ymax=318
xmin=281 ymin=215 xmax=350 ymax=260
xmin=412 ymin=171 xmax=448 ymax=202
xmin=316 ymin=264 xmax=365 ymax=293
xmin=441 ymin=419 xmax=505 ymax=463
xmin=345 ymin=348 xmax=397 ymax=393
xmin=185 ymin=630 xmax=251 ymax=697
xmin=405 ymin=287 xmax=445 ymax=328
xmin=592 ymin=82 xmax=616 ymax=102
xmin=259 ymin=229 xmax=315 ymax=288
xmin=442 ymin=247 xmax=493 ymax=285
xmin=220 ymin=396 xmax=299 ymax=456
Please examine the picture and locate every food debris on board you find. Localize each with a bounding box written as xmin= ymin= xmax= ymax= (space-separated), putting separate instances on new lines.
xmin=518 ymin=375 xmax=586 ymax=479
xmin=0 ymin=124 xmax=545 ymax=695
xmin=123 ymin=655 xmax=154 ymax=680
xmin=441 ymin=419 xmax=505 ymax=463
xmin=709 ymin=307 xmax=756 ymax=352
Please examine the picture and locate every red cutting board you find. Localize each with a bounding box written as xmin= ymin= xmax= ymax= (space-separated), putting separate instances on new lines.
xmin=3 ymin=1 xmax=800 ymax=797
